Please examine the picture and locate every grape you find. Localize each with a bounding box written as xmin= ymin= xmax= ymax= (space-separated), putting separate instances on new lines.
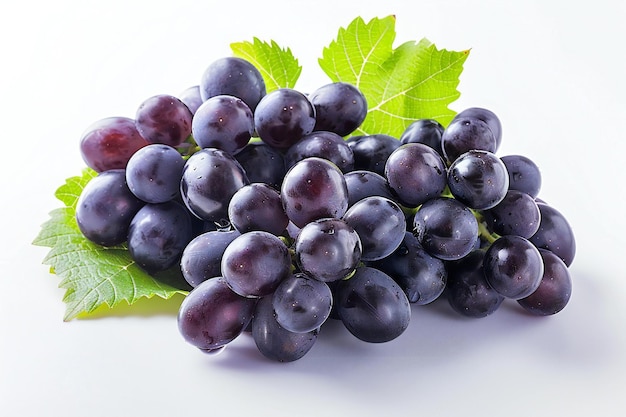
xmin=177 ymin=85 xmax=203 ymax=114
xmin=344 ymin=170 xmax=396 ymax=207
xmin=335 ymin=266 xmax=411 ymax=343
xmin=342 ymin=196 xmax=406 ymax=261
xmin=347 ymin=134 xmax=401 ymax=176
xmin=481 ymin=190 xmax=541 ymax=238
xmin=135 ymin=94 xmax=193 ymax=147
xmin=199 ymin=57 xmax=266 ymax=112
xmin=447 ymin=150 xmax=509 ymax=210
xmin=294 ymin=218 xmax=362 ymax=282
xmin=529 ymin=202 xmax=576 ymax=266
xmin=446 ymin=250 xmax=505 ymax=318
xmin=280 ymin=157 xmax=348 ymax=228
xmin=500 ymin=154 xmax=542 ymax=198
xmin=221 ymin=231 xmax=291 ymax=298
xmin=254 ymin=88 xmax=316 ymax=150
xmin=251 ymin=296 xmax=318 ymax=362
xmin=308 ymin=82 xmax=367 ymax=136
xmin=483 ymin=235 xmax=544 ymax=299
xmin=384 ymin=143 xmax=448 ymax=208
xmin=75 ymin=169 xmax=144 ymax=247
xmin=413 ymin=197 xmax=478 ymax=261
xmin=180 ymin=148 xmax=249 ymax=223
xmin=400 ymin=118 xmax=445 ymax=157
xmin=180 ymin=229 xmax=240 ymax=287
xmin=228 ymin=183 xmax=289 ymax=235
xmin=191 ymin=94 xmax=254 ymax=154
xmin=453 ymin=107 xmax=503 ymax=150
xmin=127 ymin=201 xmax=194 ymax=273
xmin=518 ymin=249 xmax=572 ymax=315
xmin=125 ymin=144 xmax=185 ymax=204
xmin=234 ymin=142 xmax=286 ymax=190
xmin=370 ymin=232 xmax=447 ymax=305
xmin=79 ymin=117 xmax=149 ymax=172
xmin=284 ymin=130 xmax=354 ymax=173
xmin=272 ymin=273 xmax=333 ymax=333
xmin=178 ymin=277 xmax=257 ymax=352
xmin=441 ymin=116 xmax=498 ymax=164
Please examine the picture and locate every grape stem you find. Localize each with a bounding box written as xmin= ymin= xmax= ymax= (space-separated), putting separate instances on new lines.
xmin=473 ymin=210 xmax=500 ymax=245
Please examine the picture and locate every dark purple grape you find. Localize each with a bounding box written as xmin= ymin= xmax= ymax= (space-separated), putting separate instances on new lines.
xmin=413 ymin=197 xmax=478 ymax=261
xmin=221 ymin=231 xmax=291 ymax=298
xmin=284 ymin=130 xmax=354 ymax=173
xmin=529 ymin=203 xmax=576 ymax=266
xmin=454 ymin=107 xmax=502 ymax=150
xmin=335 ymin=266 xmax=411 ymax=343
xmin=344 ymin=170 xmax=396 ymax=207
xmin=254 ymin=88 xmax=316 ymax=150
xmin=346 ymin=134 xmax=401 ymax=176
xmin=481 ymin=190 xmax=541 ymax=238
xmin=135 ymin=94 xmax=193 ymax=147
xmin=180 ymin=148 xmax=249 ymax=223
xmin=384 ymin=143 xmax=447 ymax=207
xmin=75 ymin=169 xmax=144 ymax=247
xmin=180 ymin=230 xmax=240 ymax=287
xmin=501 ymin=155 xmax=542 ymax=198
xmin=251 ymin=296 xmax=318 ymax=362
xmin=127 ymin=201 xmax=194 ymax=273
xmin=518 ymin=249 xmax=572 ymax=315
xmin=178 ymin=277 xmax=256 ymax=351
xmin=295 ymin=218 xmax=362 ymax=282
xmin=448 ymin=150 xmax=509 ymax=210
xmin=483 ymin=235 xmax=544 ymax=299
xmin=191 ymin=94 xmax=254 ymax=154
xmin=125 ymin=144 xmax=185 ymax=204
xmin=400 ymin=118 xmax=444 ymax=156
xmin=228 ymin=183 xmax=289 ymax=235
xmin=177 ymin=85 xmax=203 ymax=114
xmin=441 ymin=116 xmax=497 ymax=164
xmin=308 ymin=82 xmax=367 ymax=136
xmin=280 ymin=157 xmax=348 ymax=228
xmin=79 ymin=117 xmax=149 ymax=172
xmin=234 ymin=142 xmax=286 ymax=190
xmin=342 ymin=196 xmax=406 ymax=262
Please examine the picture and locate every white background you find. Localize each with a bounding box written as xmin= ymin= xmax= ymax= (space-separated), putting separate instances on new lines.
xmin=2 ymin=0 xmax=625 ymax=416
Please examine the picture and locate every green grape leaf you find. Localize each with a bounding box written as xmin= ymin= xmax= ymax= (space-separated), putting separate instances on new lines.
xmin=318 ymin=15 xmax=470 ymax=137
xmin=231 ymin=37 xmax=302 ymax=92
xmin=33 ymin=168 xmax=187 ymax=321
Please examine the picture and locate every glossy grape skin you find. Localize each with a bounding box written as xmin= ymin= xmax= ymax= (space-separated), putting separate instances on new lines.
xmin=180 ymin=230 xmax=240 ymax=287
xmin=272 ymin=273 xmax=333 ymax=333
xmin=234 ymin=142 xmax=286 ymax=190
xmin=343 ymin=196 xmax=406 ymax=261
xmin=481 ymin=190 xmax=541 ymax=238
xmin=346 ymin=134 xmax=401 ymax=176
xmin=79 ymin=117 xmax=149 ymax=172
xmin=413 ymin=197 xmax=479 ymax=261
xmin=284 ymin=131 xmax=354 ymax=173
xmin=191 ymin=95 xmax=254 ymax=154
xmin=75 ymin=169 xmax=144 ymax=247
xmin=500 ymin=155 xmax=542 ymax=198
xmin=335 ymin=266 xmax=411 ymax=343
xmin=127 ymin=201 xmax=194 ymax=273
xmin=125 ymin=144 xmax=185 ymax=204
xmin=252 ymin=296 xmax=318 ymax=362
xmin=344 ymin=170 xmax=396 ymax=207
xmin=441 ymin=116 xmax=498 ymax=164
xmin=221 ymin=231 xmax=291 ymax=298
xmin=228 ymin=183 xmax=289 ymax=235
xmin=180 ymin=148 xmax=249 ymax=222
xmin=370 ymin=232 xmax=447 ymax=305
xmin=280 ymin=157 xmax=349 ymax=228
xmin=454 ymin=107 xmax=503 ymax=150
xmin=199 ymin=57 xmax=266 ymax=112
xmin=178 ymin=277 xmax=256 ymax=351
xmin=177 ymin=85 xmax=203 ymax=114
xmin=254 ymin=88 xmax=316 ymax=150
xmin=295 ymin=218 xmax=362 ymax=282
xmin=308 ymin=82 xmax=367 ymax=136
xmin=384 ymin=143 xmax=448 ymax=208
xmin=135 ymin=94 xmax=193 ymax=147
xmin=529 ymin=203 xmax=576 ymax=266
xmin=400 ymin=118 xmax=445 ymax=157
xmin=448 ymin=150 xmax=509 ymax=210
xmin=518 ymin=249 xmax=572 ymax=315
xmin=483 ymin=235 xmax=544 ymax=299
xmin=445 ymin=250 xmax=505 ymax=318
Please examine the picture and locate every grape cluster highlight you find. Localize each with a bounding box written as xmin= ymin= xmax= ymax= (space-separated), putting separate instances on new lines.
xmin=75 ymin=56 xmax=576 ymax=362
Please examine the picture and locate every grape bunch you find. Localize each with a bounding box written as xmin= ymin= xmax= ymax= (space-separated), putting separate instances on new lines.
xmin=75 ymin=56 xmax=575 ymax=362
